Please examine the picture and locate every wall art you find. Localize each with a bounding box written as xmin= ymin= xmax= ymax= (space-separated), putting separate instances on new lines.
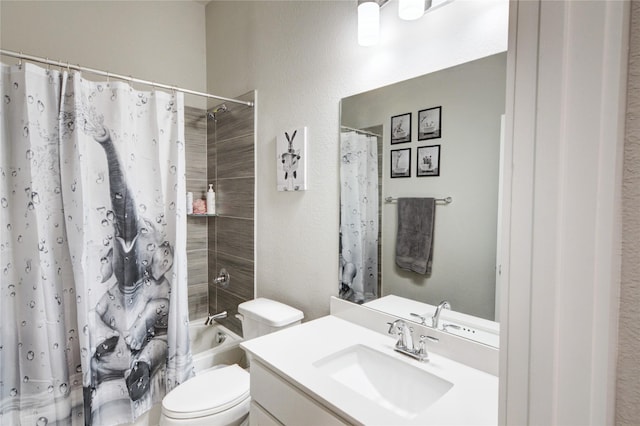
xmin=418 ymin=106 xmax=441 ymax=140
xmin=277 ymin=126 xmax=308 ymax=191
xmin=391 ymin=147 xmax=411 ymax=178
xmin=391 ymin=112 xmax=411 ymax=144
xmin=417 ymin=145 xmax=441 ymax=177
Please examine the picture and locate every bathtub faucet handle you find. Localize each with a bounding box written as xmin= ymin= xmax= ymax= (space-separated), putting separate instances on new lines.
xmin=212 ymin=268 xmax=230 ymax=288
xmin=205 ymin=311 xmax=228 ymax=325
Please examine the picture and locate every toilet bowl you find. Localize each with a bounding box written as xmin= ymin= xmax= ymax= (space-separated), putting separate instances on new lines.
xmin=160 ymin=298 xmax=303 ymax=426
xmin=160 ymin=364 xmax=250 ymax=426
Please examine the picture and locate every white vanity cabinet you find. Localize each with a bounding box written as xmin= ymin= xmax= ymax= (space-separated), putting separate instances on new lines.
xmin=248 ymin=359 xmax=349 ymax=426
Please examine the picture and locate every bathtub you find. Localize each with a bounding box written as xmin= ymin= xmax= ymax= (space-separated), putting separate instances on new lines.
xmin=189 ymin=319 xmax=246 ymax=372
xmin=130 ymin=318 xmax=246 ymax=426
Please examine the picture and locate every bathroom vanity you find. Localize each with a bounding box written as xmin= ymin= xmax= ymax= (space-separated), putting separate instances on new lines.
xmin=241 ymin=300 xmax=498 ymax=425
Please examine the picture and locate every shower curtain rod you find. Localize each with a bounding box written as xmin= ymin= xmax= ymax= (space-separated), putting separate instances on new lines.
xmin=340 ymin=125 xmax=382 ymax=138
xmin=0 ymin=49 xmax=254 ymax=107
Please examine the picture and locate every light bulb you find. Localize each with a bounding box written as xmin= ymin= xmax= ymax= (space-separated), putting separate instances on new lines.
xmin=358 ymin=1 xmax=380 ymax=46
xmin=399 ymin=0 xmax=425 ymax=20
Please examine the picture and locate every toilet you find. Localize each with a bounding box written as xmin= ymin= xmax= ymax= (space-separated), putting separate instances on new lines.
xmin=159 ymin=298 xmax=303 ymax=426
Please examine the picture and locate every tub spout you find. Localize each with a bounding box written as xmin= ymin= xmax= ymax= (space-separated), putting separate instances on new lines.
xmin=205 ymin=311 xmax=228 ymax=325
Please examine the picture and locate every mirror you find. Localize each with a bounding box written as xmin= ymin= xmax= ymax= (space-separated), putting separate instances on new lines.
xmin=339 ymin=52 xmax=507 ymax=340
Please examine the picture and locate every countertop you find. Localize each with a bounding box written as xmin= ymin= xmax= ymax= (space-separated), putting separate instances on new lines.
xmin=241 ymin=315 xmax=498 ymax=425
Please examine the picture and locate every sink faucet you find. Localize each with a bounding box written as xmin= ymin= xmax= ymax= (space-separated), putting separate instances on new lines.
xmin=410 ymin=312 xmax=427 ymax=325
xmin=387 ymin=319 xmax=414 ymax=350
xmin=431 ymin=301 xmax=451 ymax=329
xmin=387 ymin=319 xmax=438 ymax=362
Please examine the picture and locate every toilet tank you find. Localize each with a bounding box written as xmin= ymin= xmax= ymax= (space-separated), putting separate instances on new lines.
xmin=237 ymin=298 xmax=303 ymax=340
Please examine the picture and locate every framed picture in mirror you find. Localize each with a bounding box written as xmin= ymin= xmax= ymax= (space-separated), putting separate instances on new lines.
xmin=418 ymin=106 xmax=441 ymax=140
xmin=417 ymin=145 xmax=440 ymax=177
xmin=391 ymin=112 xmax=411 ymax=144
xmin=391 ymin=148 xmax=411 ymax=178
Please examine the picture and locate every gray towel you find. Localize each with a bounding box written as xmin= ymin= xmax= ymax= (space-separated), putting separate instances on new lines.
xmin=395 ymin=197 xmax=436 ymax=275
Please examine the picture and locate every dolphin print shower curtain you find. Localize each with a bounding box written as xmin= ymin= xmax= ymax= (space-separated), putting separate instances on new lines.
xmin=339 ymin=130 xmax=378 ymax=303
xmin=0 ymin=62 xmax=194 ymax=425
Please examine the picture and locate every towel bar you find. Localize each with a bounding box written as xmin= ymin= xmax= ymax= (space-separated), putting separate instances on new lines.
xmin=384 ymin=196 xmax=452 ymax=204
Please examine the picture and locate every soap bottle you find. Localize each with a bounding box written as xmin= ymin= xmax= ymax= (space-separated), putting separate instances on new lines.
xmin=206 ymin=184 xmax=216 ymax=214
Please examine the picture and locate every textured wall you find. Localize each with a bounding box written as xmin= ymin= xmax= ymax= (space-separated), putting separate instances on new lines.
xmin=0 ymin=0 xmax=207 ymax=108
xmin=617 ymin=1 xmax=640 ymax=423
xmin=205 ymin=0 xmax=508 ymax=320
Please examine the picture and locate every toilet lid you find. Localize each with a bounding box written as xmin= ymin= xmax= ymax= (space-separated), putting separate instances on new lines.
xmin=162 ymin=364 xmax=250 ymax=419
xmin=238 ymin=298 xmax=303 ymax=327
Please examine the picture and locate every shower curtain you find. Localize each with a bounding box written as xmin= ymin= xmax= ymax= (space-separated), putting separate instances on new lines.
xmin=339 ymin=130 xmax=378 ymax=303
xmin=0 ymin=62 xmax=193 ymax=425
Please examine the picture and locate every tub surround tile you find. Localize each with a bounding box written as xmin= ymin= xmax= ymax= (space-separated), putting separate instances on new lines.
xmin=217 ymin=217 xmax=254 ymax=260
xmin=207 ymin=248 xmax=218 ymax=297
xmin=216 ymin=177 xmax=254 ymax=219
xmin=214 ymin=288 xmax=246 ymax=336
xmin=206 ymin=91 xmax=255 ymax=327
xmin=185 ymin=151 xmax=206 ymax=170
xmin=185 ymin=105 xmax=207 ymax=129
xmin=185 ymin=106 xmax=207 ymax=182
xmin=214 ymin=252 xmax=254 ymax=301
xmin=188 ymin=282 xmax=209 ymax=320
xmin=187 ymin=248 xmax=209 ymax=285
xmin=215 ymin=107 xmax=255 ymax=142
xmin=187 ymin=179 xmax=209 ymax=201
xmin=207 ymin=138 xmax=217 ymax=182
xmin=216 ymin=134 xmax=255 ymax=179
xmin=184 ymin=105 xmax=209 ymax=321
xmin=208 ymin=217 xmax=217 ymax=252
xmin=186 ymin=216 xmax=208 ymax=251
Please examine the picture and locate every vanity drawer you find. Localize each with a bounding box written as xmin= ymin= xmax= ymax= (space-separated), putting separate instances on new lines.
xmin=250 ymin=401 xmax=283 ymax=426
xmin=250 ymin=360 xmax=350 ymax=426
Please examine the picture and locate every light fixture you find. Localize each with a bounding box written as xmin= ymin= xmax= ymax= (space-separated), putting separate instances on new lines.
xmin=357 ymin=0 xmax=450 ymax=46
xmin=398 ymin=0 xmax=427 ymax=21
xmin=357 ymin=0 xmax=381 ymax=47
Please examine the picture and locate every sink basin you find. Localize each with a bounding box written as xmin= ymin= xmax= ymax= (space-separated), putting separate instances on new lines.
xmin=313 ymin=344 xmax=453 ymax=419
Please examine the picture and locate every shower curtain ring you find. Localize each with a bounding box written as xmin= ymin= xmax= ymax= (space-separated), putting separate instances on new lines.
xmin=45 ymin=58 xmax=50 ymax=70
xmin=106 ymin=71 xmax=110 ymax=83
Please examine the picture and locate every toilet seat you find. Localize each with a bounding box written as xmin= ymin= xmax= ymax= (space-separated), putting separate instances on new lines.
xmin=162 ymin=364 xmax=250 ymax=420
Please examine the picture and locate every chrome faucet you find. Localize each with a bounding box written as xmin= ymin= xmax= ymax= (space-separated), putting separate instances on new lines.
xmin=410 ymin=312 xmax=427 ymax=325
xmin=387 ymin=319 xmax=438 ymax=362
xmin=431 ymin=301 xmax=451 ymax=329
xmin=388 ymin=319 xmax=414 ymax=351
xmin=212 ymin=268 xmax=230 ymax=288
xmin=204 ymin=311 xmax=227 ymax=325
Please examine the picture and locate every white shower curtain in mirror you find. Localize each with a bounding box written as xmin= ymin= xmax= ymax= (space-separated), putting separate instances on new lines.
xmin=0 ymin=62 xmax=194 ymax=426
xmin=339 ymin=130 xmax=378 ymax=303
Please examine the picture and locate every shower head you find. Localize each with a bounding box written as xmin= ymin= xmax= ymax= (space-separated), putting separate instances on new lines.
xmin=207 ymin=104 xmax=228 ymax=121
